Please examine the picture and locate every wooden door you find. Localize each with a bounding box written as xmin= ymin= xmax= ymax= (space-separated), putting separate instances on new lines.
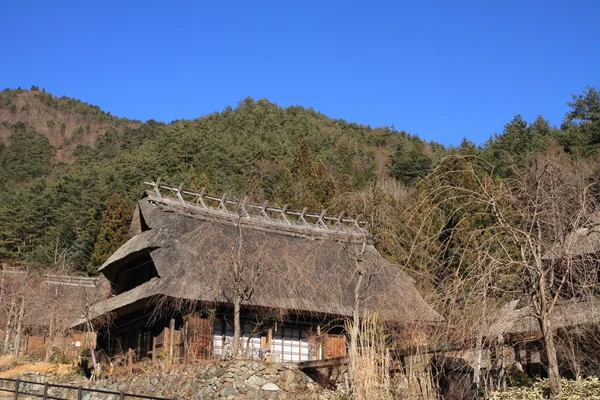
xmin=324 ymin=334 xmax=346 ymax=358
xmin=184 ymin=314 xmax=213 ymax=361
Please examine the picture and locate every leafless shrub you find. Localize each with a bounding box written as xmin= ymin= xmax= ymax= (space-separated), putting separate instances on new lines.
xmin=406 ymin=147 xmax=600 ymax=397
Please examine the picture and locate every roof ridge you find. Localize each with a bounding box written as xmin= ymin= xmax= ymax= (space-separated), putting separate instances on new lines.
xmin=144 ymin=180 xmax=367 ymax=239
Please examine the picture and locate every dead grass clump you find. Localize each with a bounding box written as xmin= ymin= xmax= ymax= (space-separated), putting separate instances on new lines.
xmin=0 ymin=355 xmax=18 ymax=367
xmin=347 ymin=312 xmax=393 ymax=400
xmin=0 ymin=362 xmax=75 ymax=378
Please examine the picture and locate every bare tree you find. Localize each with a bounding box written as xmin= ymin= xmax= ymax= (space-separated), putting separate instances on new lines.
xmin=225 ymin=219 xmax=273 ymax=358
xmin=343 ymin=236 xmax=389 ymax=397
xmin=409 ymin=147 xmax=599 ymax=397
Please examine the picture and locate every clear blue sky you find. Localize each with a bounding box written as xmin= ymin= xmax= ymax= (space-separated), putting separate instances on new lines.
xmin=2 ymin=0 xmax=598 ymax=145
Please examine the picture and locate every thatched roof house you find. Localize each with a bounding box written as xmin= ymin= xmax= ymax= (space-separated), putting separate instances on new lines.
xmin=544 ymin=225 xmax=600 ymax=260
xmin=487 ymin=298 xmax=600 ymax=342
xmin=0 ymin=267 xmax=105 ymax=359
xmin=80 ymin=183 xmax=441 ymax=363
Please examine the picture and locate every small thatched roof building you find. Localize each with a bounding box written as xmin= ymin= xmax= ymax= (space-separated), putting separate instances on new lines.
xmin=78 ymin=183 xmax=441 ymax=363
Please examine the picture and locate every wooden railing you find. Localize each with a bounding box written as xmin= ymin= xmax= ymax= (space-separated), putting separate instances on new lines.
xmin=145 ymin=179 xmax=367 ymax=239
xmin=1 ymin=268 xmax=98 ymax=288
xmin=0 ymin=377 xmax=172 ymax=400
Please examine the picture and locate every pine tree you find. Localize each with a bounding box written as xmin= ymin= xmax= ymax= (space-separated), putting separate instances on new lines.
xmin=389 ymin=139 xmax=432 ymax=185
xmin=87 ymin=194 xmax=133 ymax=273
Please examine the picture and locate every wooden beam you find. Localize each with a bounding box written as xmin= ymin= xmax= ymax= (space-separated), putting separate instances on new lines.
xmin=299 ymin=208 xmax=309 ymax=226
xmin=317 ymin=209 xmax=329 ymax=230
xmin=298 ymin=356 xmax=347 ymax=370
xmin=196 ymin=188 xmax=207 ymax=208
xmin=153 ymin=177 xmax=162 ymax=198
xmin=176 ymin=183 xmax=186 ymax=205
xmin=260 ymin=201 xmax=269 ymax=221
xmin=280 ymin=204 xmax=290 ymax=224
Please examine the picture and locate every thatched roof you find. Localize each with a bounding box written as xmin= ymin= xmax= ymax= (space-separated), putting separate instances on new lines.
xmin=487 ymin=298 xmax=600 ymax=340
xmin=0 ymin=268 xmax=108 ymax=331
xmin=544 ymin=226 xmax=600 ymax=260
xmin=77 ymin=196 xmax=442 ymax=326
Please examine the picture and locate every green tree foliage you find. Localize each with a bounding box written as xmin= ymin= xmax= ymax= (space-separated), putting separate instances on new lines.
xmin=87 ymin=194 xmax=133 ymax=273
xmin=389 ymin=136 xmax=433 ymax=185
xmin=483 ymin=115 xmax=555 ymax=177
xmin=560 ymin=86 xmax=600 ymax=153
xmin=0 ymin=125 xmax=54 ymax=183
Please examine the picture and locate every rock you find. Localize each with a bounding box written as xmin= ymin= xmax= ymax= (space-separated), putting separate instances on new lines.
xmin=246 ymin=375 xmax=267 ymax=390
xmin=261 ymin=383 xmax=280 ymax=391
xmin=282 ymin=370 xmax=295 ymax=384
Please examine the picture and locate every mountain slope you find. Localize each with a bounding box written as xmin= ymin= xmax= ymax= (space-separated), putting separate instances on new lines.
xmin=0 ymin=89 xmax=444 ymax=273
xmin=0 ymin=87 xmax=139 ymax=163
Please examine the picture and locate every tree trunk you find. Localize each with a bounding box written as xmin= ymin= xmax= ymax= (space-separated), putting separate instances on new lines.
xmin=350 ymin=301 xmax=360 ymax=360
xmin=45 ymin=313 xmax=55 ymax=362
xmin=537 ymin=271 xmax=561 ymax=398
xmin=86 ymin=321 xmax=99 ymax=371
xmin=496 ymin=332 xmax=506 ymax=391
xmin=472 ymin=331 xmax=483 ymax=393
xmin=232 ymin=295 xmax=241 ymax=358
xmin=45 ymin=286 xmax=59 ymax=362
xmin=13 ymin=296 xmax=25 ymax=357
xmin=3 ymin=299 xmax=15 ymax=354
xmin=348 ymin=268 xmax=364 ymax=395
xmin=540 ymin=314 xmax=561 ymax=397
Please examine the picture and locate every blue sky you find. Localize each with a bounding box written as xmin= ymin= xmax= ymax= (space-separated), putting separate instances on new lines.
xmin=2 ymin=0 xmax=598 ymax=145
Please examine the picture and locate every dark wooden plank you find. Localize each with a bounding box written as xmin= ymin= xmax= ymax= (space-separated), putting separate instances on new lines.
xmin=297 ymin=356 xmax=347 ymax=370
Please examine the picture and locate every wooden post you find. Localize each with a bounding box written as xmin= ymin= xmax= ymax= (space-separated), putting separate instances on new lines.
xmin=316 ymin=325 xmax=322 ymax=361
xmin=42 ymin=382 xmax=48 ymax=400
xmin=384 ymin=348 xmax=391 ymax=391
xmin=260 ymin=336 xmax=266 ymax=360
xmin=267 ymin=328 xmax=273 ymax=362
xmin=169 ymin=318 xmax=175 ymax=363
xmin=152 ymin=336 xmax=157 ymax=365
xmin=298 ymin=331 xmax=302 ymax=362
xmin=163 ymin=326 xmax=169 ymax=361
xmin=13 ymin=379 xmax=19 ymax=400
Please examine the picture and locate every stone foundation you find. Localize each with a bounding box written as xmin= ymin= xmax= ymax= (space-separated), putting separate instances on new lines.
xmin=9 ymin=361 xmax=336 ymax=399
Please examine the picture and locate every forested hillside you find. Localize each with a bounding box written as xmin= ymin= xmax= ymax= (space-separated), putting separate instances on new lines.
xmin=0 ymin=88 xmax=443 ymax=273
xmin=0 ymin=86 xmax=598 ymax=276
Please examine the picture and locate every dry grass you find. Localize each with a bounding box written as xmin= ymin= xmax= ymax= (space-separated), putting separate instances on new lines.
xmin=0 ymin=355 xmax=17 ymax=367
xmin=0 ymin=362 xmax=75 ymax=378
xmin=348 ymin=312 xmax=393 ymax=400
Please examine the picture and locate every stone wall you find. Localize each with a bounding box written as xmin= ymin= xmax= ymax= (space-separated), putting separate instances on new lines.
xmin=6 ymin=360 xmax=336 ymax=400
